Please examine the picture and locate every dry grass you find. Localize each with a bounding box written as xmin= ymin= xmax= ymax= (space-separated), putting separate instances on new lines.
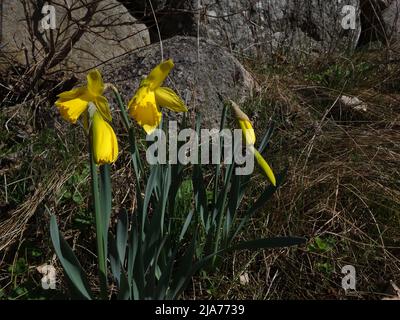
xmin=184 ymin=48 xmax=400 ymax=300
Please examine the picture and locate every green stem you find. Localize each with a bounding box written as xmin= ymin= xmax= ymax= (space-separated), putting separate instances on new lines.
xmin=111 ymin=86 xmax=143 ymax=211
xmin=89 ymin=139 xmax=108 ymax=300
xmin=110 ymin=85 xmax=131 ymax=132
xmin=211 ymin=161 xmax=234 ymax=269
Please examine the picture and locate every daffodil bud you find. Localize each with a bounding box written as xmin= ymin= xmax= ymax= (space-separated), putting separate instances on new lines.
xmin=230 ymin=100 xmax=256 ymax=145
xmin=231 ymin=100 xmax=276 ymax=186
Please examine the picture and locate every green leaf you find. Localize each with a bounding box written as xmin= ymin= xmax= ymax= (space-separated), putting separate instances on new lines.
xmin=99 ymin=165 xmax=112 ymax=239
xmin=179 ymin=210 xmax=194 ymax=241
xmin=128 ymin=126 xmax=144 ymax=210
xmin=229 ymin=169 xmax=287 ymax=244
xmin=146 ymin=235 xmax=168 ymax=299
xmin=169 ymin=232 xmax=197 ymax=299
xmin=246 ymin=168 xmax=287 ymax=216
xmin=168 ymin=163 xmax=185 ymax=216
xmin=226 ymin=172 xmax=242 ymax=238
xmin=142 ymin=165 xmax=160 ymax=227
xmin=50 ymin=215 xmax=93 ymax=300
xmin=258 ymin=121 xmax=275 ymax=154
xmin=9 ymin=258 xmax=27 ymax=275
xmin=72 ymin=192 xmax=84 ymax=205
xmin=134 ymin=239 xmax=145 ymax=299
xmin=109 ymin=235 xmax=122 ymax=286
xmin=131 ymin=279 xmax=140 ymax=300
xmin=116 ymin=210 xmax=129 ymax=263
xmin=127 ymin=217 xmax=139 ymax=284
xmin=117 ymin=268 xmax=131 ymax=300
xmin=213 ymin=103 xmax=228 ymax=205
xmin=155 ymin=246 xmax=176 ymax=300
xmin=192 ymin=164 xmax=208 ymax=226
xmin=89 ymin=146 xmax=107 ymax=299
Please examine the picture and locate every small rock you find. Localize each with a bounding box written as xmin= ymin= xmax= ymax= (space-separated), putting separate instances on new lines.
xmin=382 ymin=0 xmax=400 ymax=45
xmin=239 ymin=272 xmax=250 ymax=285
xmin=339 ymin=95 xmax=368 ymax=112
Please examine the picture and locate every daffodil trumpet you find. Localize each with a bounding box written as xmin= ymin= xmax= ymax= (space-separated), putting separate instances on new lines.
xmin=230 ymin=100 xmax=276 ymax=186
xmin=90 ymin=108 xmax=119 ymax=165
xmin=128 ymin=59 xmax=188 ymax=135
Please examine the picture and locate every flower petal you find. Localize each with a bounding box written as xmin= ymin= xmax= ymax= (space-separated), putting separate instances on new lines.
xmin=94 ymin=96 xmax=112 ymax=122
xmin=91 ymin=111 xmax=119 ymax=165
xmin=128 ymin=87 xmax=162 ymax=134
xmin=155 ymin=87 xmax=188 ymax=112
xmin=55 ymin=89 xmax=90 ymax=123
xmin=252 ymin=147 xmax=276 ymax=186
xmin=87 ymin=69 xmax=104 ymax=97
xmin=144 ymin=59 xmax=174 ymax=90
xmin=57 ymin=87 xmax=87 ymax=100
xmin=239 ymin=119 xmax=256 ymax=145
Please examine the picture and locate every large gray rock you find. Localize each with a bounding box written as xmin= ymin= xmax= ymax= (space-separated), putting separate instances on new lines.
xmin=382 ymin=0 xmax=400 ymax=44
xmin=121 ymin=0 xmax=362 ymax=59
xmin=102 ymin=36 xmax=258 ymax=128
xmin=0 ymin=0 xmax=150 ymax=73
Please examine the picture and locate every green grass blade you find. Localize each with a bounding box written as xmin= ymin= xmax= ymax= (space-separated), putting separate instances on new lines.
xmin=233 ymin=237 xmax=306 ymax=250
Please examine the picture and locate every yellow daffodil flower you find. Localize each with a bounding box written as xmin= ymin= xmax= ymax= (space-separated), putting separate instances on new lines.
xmin=55 ymin=69 xmax=118 ymax=165
xmin=55 ymin=69 xmax=112 ymax=124
xmin=128 ymin=59 xmax=188 ymax=134
xmin=230 ymin=100 xmax=276 ymax=186
xmin=91 ymin=110 xmax=119 ymax=165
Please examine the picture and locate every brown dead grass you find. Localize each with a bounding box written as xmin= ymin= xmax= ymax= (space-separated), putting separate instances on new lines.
xmin=186 ymin=48 xmax=400 ymax=300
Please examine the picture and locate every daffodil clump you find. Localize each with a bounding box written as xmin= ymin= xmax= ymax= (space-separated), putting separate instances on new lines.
xmin=230 ymin=100 xmax=276 ymax=186
xmin=55 ymin=69 xmax=118 ymax=165
xmin=50 ymin=59 xmax=295 ymax=301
